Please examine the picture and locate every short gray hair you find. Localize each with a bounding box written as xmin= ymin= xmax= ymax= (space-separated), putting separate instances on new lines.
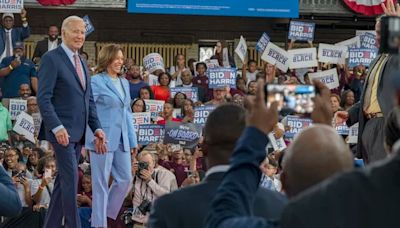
xmin=61 ymin=15 xmax=84 ymax=32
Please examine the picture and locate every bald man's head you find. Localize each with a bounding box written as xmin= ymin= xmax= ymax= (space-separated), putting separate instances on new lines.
xmin=281 ymin=124 xmax=353 ymax=198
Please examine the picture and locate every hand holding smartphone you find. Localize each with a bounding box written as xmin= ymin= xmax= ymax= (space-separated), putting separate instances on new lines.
xmin=44 ymin=168 xmax=52 ymax=179
xmin=266 ymin=84 xmax=316 ymax=114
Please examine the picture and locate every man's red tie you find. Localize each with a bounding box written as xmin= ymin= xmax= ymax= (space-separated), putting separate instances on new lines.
xmin=73 ymin=54 xmax=86 ymax=89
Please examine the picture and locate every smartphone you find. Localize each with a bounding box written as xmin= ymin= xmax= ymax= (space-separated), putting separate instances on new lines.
xmin=44 ymin=168 xmax=52 ymax=179
xmin=266 ymin=84 xmax=315 ymax=114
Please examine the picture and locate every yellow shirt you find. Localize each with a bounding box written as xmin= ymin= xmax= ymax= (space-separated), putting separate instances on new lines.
xmin=366 ymin=55 xmax=387 ymax=114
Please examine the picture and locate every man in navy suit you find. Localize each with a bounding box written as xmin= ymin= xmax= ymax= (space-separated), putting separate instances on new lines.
xmin=0 ymin=10 xmax=30 ymax=62
xmin=0 ymin=165 xmax=22 ymax=217
xmin=37 ymin=16 xmax=106 ymax=228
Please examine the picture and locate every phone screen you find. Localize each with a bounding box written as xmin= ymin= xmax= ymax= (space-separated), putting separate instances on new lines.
xmin=266 ymin=84 xmax=315 ymax=114
xmin=44 ymin=169 xmax=52 ymax=179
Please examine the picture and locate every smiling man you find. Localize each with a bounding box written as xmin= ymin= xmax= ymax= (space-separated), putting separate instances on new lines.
xmin=37 ymin=16 xmax=106 ymax=228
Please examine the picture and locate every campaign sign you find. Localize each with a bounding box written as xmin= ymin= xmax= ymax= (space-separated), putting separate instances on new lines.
xmin=288 ymin=48 xmax=318 ymax=69
xmin=360 ymin=33 xmax=378 ymax=50
xmin=144 ymin=99 xmax=165 ymax=119
xmin=164 ymin=122 xmax=202 ymax=148
xmin=193 ymin=105 xmax=216 ymax=126
xmin=347 ymin=123 xmax=359 ymax=144
xmin=318 ymin=43 xmax=347 ymax=64
xmin=137 ymin=124 xmax=165 ymax=145
xmin=356 ymin=30 xmax=376 ymax=37
xmin=335 ymin=122 xmax=349 ymax=135
xmin=143 ymin=53 xmax=165 ymax=73
xmin=13 ymin=112 xmax=35 ymax=143
xmin=335 ymin=36 xmax=360 ymax=49
xmin=9 ymin=99 xmax=27 ymax=120
xmin=348 ymin=48 xmax=378 ymax=68
xmin=170 ymin=87 xmax=199 ymax=102
xmin=256 ymin=32 xmax=270 ymax=53
xmin=285 ymin=116 xmax=312 ymax=138
xmin=261 ymin=42 xmax=289 ymax=72
xmin=308 ymin=68 xmax=339 ymax=90
xmin=82 ymin=15 xmax=95 ymax=37
xmin=31 ymin=113 xmax=41 ymax=136
xmin=132 ymin=112 xmax=151 ymax=133
xmin=0 ymin=0 xmax=23 ymax=13
xmin=208 ymin=68 xmax=237 ymax=89
xmin=148 ymin=74 xmax=160 ymax=86
xmin=288 ymin=21 xmax=315 ymax=41
xmin=235 ymin=36 xmax=248 ymax=63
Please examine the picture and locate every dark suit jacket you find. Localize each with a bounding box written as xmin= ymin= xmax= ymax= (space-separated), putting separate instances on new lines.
xmin=149 ymin=170 xmax=287 ymax=228
xmin=347 ymin=54 xmax=399 ymax=162
xmin=37 ymin=46 xmax=101 ymax=143
xmin=205 ymin=127 xmax=276 ymax=228
xmin=281 ymin=144 xmax=400 ymax=228
xmin=32 ymin=38 xmax=62 ymax=59
xmin=0 ymin=26 xmax=30 ymax=55
xmin=0 ymin=166 xmax=22 ymax=217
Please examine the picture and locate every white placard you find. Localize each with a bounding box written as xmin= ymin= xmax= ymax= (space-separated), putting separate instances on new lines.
xmin=318 ymin=43 xmax=348 ymax=64
xmin=308 ymin=68 xmax=339 ymax=89
xmin=143 ymin=53 xmax=165 ymax=73
xmin=148 ymin=74 xmax=159 ymax=86
xmin=268 ymin=123 xmax=287 ymax=151
xmin=13 ymin=112 xmax=35 ymax=143
xmin=9 ymin=99 xmax=27 ymax=120
xmin=261 ymin=42 xmax=289 ymax=72
xmin=288 ymin=48 xmax=318 ymax=69
xmin=235 ymin=36 xmax=248 ymax=63
xmin=31 ymin=112 xmax=42 ymax=136
xmin=356 ymin=30 xmax=376 ymax=37
xmin=0 ymin=0 xmax=23 ymax=13
xmin=144 ymin=99 xmax=165 ymax=119
xmin=132 ymin=112 xmax=151 ymax=133
xmin=335 ymin=36 xmax=361 ymax=48
xmin=347 ymin=123 xmax=359 ymax=144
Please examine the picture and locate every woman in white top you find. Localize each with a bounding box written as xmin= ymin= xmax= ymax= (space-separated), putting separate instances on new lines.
xmin=31 ymin=156 xmax=56 ymax=208
xmin=169 ymin=54 xmax=187 ymax=87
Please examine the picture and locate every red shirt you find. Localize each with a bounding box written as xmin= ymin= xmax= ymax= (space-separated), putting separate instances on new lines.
xmin=151 ymin=85 xmax=170 ymax=102
xmin=157 ymin=118 xmax=181 ymax=125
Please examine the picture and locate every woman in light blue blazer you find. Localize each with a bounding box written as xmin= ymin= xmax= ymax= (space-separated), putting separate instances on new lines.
xmin=85 ymin=44 xmax=137 ymax=228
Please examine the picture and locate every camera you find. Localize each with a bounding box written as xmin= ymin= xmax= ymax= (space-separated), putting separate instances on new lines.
xmin=380 ymin=16 xmax=400 ymax=54
xmin=137 ymin=199 xmax=152 ymax=215
xmin=120 ymin=208 xmax=133 ymax=225
xmin=137 ymin=161 xmax=149 ymax=172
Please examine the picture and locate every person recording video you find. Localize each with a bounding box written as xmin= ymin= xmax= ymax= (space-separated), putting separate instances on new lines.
xmin=129 ymin=151 xmax=174 ymax=226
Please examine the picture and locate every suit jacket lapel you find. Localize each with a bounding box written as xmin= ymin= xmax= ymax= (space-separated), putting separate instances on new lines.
xmin=57 ymin=47 xmax=84 ymax=92
xmin=102 ymin=74 xmax=124 ymax=103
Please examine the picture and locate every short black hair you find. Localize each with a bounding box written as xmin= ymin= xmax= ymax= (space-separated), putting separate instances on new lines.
xmin=204 ymin=104 xmax=246 ymax=163
xmin=196 ymin=62 xmax=207 ymax=71
xmin=248 ymin=60 xmax=257 ymax=65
